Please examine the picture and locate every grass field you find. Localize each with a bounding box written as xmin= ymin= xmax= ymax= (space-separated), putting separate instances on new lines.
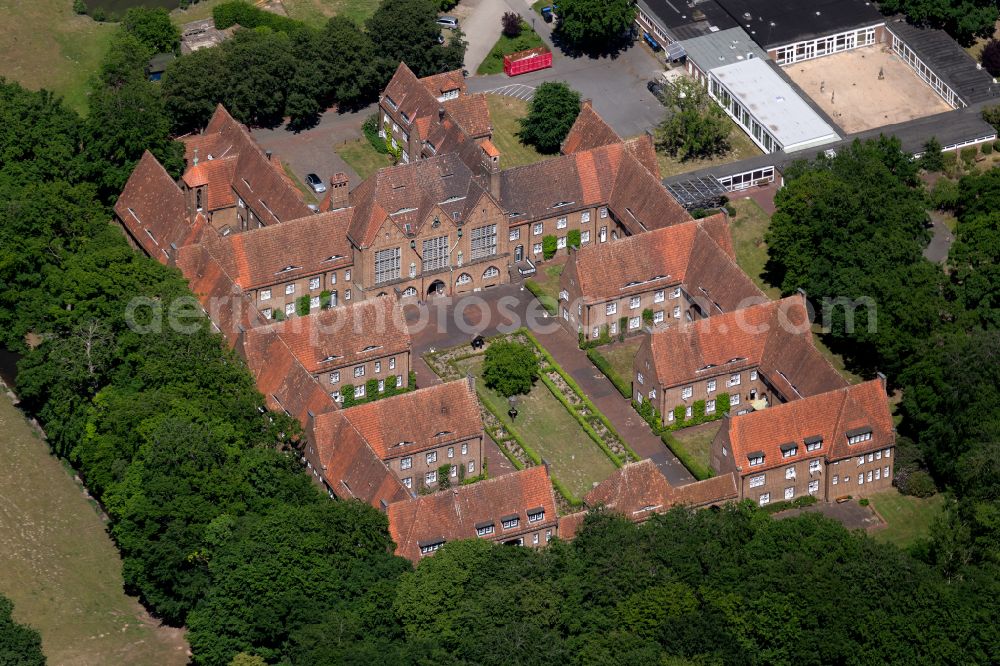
xmin=0 ymin=0 xmax=116 ymax=115
xmin=656 ymin=116 xmax=763 ymax=179
xmin=869 ymin=490 xmax=946 ymax=548
xmin=486 ymin=95 xmax=550 ymax=169
xmin=456 ymin=356 xmax=617 ymax=498
xmin=0 ymin=395 xmax=187 ymax=665
xmin=599 ymin=339 xmax=642 ymax=386
xmin=336 ymin=137 xmax=393 ymax=180
xmin=477 ymin=22 xmax=545 ymax=75
xmin=282 ymin=0 xmax=381 ymax=27
xmin=671 ymin=423 xmax=721 ymax=475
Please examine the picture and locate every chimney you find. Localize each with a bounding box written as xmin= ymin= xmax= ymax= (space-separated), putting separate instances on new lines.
xmin=438 ymin=106 xmax=445 ymax=121
xmin=265 ymin=150 xmax=273 ymax=161
xmin=877 ymin=371 xmax=887 ymax=389
xmin=330 ymin=172 xmax=350 ymax=210
xmin=481 ymin=140 xmax=501 ymax=200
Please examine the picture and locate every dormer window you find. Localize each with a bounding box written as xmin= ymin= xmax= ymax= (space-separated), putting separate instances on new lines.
xmin=433 ymin=430 xmax=453 ymax=438
xmin=418 ymin=539 xmax=444 ymax=555
xmin=361 ymin=344 xmax=382 ymax=352
xmin=804 ymin=436 xmax=823 ymax=452
xmin=501 ymin=515 xmax=520 ymax=530
xmin=748 ymin=452 xmax=764 ymax=466
xmin=552 ymin=201 xmax=574 ymax=208
xmin=780 ymin=442 xmax=798 ymax=458
xmin=277 ymin=265 xmax=302 ymax=274
xmin=476 ymin=522 xmax=495 ymax=537
xmin=847 ymin=428 xmax=873 ymax=445
xmin=320 ymin=355 xmax=342 ymax=363
xmin=322 ymin=254 xmax=344 ymax=263
xmin=385 ymin=95 xmax=397 ymax=110
xmin=527 ymin=507 xmax=545 ymax=523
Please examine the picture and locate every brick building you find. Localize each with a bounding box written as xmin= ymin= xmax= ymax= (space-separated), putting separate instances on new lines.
xmin=633 ymin=295 xmax=847 ymax=425
xmin=243 ymin=295 xmax=411 ymax=403
xmin=387 ymin=465 xmax=558 ymax=561
xmin=711 ymin=379 xmax=896 ymax=505
xmin=316 ymin=379 xmax=483 ymax=492
xmin=559 ymin=213 xmax=764 ymax=340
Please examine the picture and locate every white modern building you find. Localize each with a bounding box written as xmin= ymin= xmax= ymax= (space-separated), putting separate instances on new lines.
xmin=708 ymin=58 xmax=839 ymax=153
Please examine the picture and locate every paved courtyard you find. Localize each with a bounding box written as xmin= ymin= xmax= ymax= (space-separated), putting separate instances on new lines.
xmin=785 ymin=45 xmax=951 ymax=134
xmin=774 ymin=500 xmax=884 ymax=532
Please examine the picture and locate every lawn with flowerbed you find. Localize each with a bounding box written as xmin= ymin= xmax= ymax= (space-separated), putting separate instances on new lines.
xmin=424 ymin=331 xmax=635 ymax=505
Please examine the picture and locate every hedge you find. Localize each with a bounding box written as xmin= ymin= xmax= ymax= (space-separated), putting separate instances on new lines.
xmin=587 ymin=349 xmax=630 ymax=398
xmin=524 ymin=280 xmax=558 ymax=316
xmin=660 ymin=431 xmax=713 ymax=481
xmin=540 ymin=373 xmax=623 ymax=468
xmin=213 ymin=0 xmax=309 ymax=36
xmin=761 ymin=494 xmax=818 ymax=514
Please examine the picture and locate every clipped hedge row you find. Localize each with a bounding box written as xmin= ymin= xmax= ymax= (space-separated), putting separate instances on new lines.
xmin=213 ymin=0 xmax=310 ymax=36
xmin=660 ymin=431 xmax=713 ymax=481
xmin=587 ymin=349 xmax=630 ymax=398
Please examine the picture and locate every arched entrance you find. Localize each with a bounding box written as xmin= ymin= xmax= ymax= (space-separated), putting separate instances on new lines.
xmin=427 ymin=280 xmax=446 ymax=297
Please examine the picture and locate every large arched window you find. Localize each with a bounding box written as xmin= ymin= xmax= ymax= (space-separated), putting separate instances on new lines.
xmin=456 ymin=273 xmax=472 ymax=286
xmin=402 ymin=286 xmax=418 ymax=297
xmin=482 ymin=266 xmax=500 ymax=279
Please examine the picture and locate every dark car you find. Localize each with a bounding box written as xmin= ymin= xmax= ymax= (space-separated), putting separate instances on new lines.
xmin=541 ymin=6 xmax=554 ymax=22
xmin=305 ymin=173 xmax=326 ymax=194
xmin=647 ymin=80 xmax=667 ymax=104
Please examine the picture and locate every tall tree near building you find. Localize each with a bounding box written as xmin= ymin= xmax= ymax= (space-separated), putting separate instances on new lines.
xmin=482 ymin=340 xmax=540 ymax=397
xmin=517 ymin=81 xmax=581 ymax=154
xmin=318 ymin=16 xmax=383 ymax=111
xmin=367 ymin=0 xmax=466 ymax=78
xmin=981 ymin=39 xmax=1000 ymax=77
xmin=554 ymin=0 xmax=636 ymax=55
xmin=878 ymin=0 xmax=997 ymax=46
xmin=122 ymin=7 xmax=181 ymax=54
xmin=654 ymin=77 xmax=730 ymax=161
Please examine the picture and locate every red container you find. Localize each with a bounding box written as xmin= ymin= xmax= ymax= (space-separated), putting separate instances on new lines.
xmin=503 ymin=47 xmax=553 ymax=77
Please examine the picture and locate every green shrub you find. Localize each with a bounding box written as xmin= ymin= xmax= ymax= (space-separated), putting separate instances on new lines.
xmin=859 ymin=498 xmax=870 ymax=506
xmin=319 ymin=290 xmax=332 ymax=309
xmin=483 ymin=340 xmax=540 ymax=397
xmin=363 ymin=114 xmax=389 ymax=154
xmin=920 ymin=137 xmax=944 ymax=172
xmin=983 ymin=142 xmax=994 ymax=155
xmin=213 ymin=0 xmax=307 ymax=36
xmin=567 ymin=228 xmax=581 ymax=249
xmin=942 ymin=151 xmax=957 ymax=167
xmin=961 ymin=146 xmax=977 ymax=164
xmin=542 ymin=235 xmax=557 ymax=259
xmin=272 ymin=309 xmax=285 ymax=322
xmin=690 ymin=208 xmax=708 ymax=219
xmin=642 ymin=308 xmax=654 ymax=325
xmin=342 ymin=384 xmax=355 ymax=407
xmin=716 ymin=392 xmax=730 ymax=415
xmin=91 ymin=7 xmax=107 ymax=21
xmin=579 ymin=325 xmax=611 ymax=349
xmin=589 ymin=349 xmax=630 ymax=398
xmin=994 ymin=139 xmax=1000 ymax=152
xmin=930 ymin=178 xmax=960 ymax=211
xmin=73 ymin=0 xmax=87 ymax=15
xmin=365 ymin=378 xmax=379 ymax=397
xmin=437 ymin=464 xmax=452 ymax=489
xmin=617 ymin=317 xmax=627 ymax=342
xmin=899 ymin=469 xmax=937 ymax=498
xmin=295 ymin=295 xmax=311 ymax=316
xmin=724 ymin=203 xmax=737 ymax=217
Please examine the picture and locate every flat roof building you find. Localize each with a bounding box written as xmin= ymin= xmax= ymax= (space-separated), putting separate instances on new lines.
xmin=715 ymin=0 xmax=885 ymax=52
xmin=709 ymin=58 xmax=839 ymax=153
xmin=680 ymin=27 xmax=768 ymax=82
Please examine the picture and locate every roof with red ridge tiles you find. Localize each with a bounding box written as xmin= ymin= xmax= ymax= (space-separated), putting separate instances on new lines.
xmin=561 ymin=101 xmax=621 ymax=155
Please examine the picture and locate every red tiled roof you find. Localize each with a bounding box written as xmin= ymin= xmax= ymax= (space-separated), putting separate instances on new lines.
xmin=585 ymin=460 xmax=737 ymax=521
xmin=572 ymin=215 xmax=759 ymax=305
xmin=561 ymin=102 xmax=621 ymax=155
xmin=646 ymin=295 xmax=847 ymax=398
xmin=310 ymin=408 xmax=411 ymax=507
xmin=557 ymin=511 xmax=587 ymax=540
xmin=420 ymin=70 xmax=466 ymax=98
xmin=443 ymin=93 xmax=491 ymax=138
xmin=624 ymin=134 xmax=661 ymax=179
xmin=340 ymin=378 xmax=480 ymax=459
xmin=481 ymin=138 xmax=500 ymax=158
xmin=207 ymin=209 xmax=353 ymax=290
xmin=175 ymin=242 xmax=261 ymax=345
xmin=726 ymin=379 xmax=894 ymax=474
xmin=114 ymin=151 xmax=197 ymax=264
xmin=248 ymin=295 xmax=410 ymax=374
xmin=387 ymin=465 xmax=557 ymax=562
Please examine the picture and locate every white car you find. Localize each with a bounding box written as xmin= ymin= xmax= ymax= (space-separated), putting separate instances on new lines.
xmin=436 ymin=16 xmax=458 ymax=29
xmin=305 ymin=173 xmax=326 ymax=193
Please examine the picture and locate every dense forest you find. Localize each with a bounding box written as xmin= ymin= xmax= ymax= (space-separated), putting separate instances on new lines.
xmin=0 ymin=5 xmax=999 ymax=665
xmin=0 ymin=595 xmax=45 ymax=665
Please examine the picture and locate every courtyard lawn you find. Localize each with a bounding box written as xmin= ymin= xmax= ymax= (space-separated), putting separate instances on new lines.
xmin=486 ymin=95 xmax=550 ymax=169
xmin=336 ymin=137 xmax=393 ymax=180
xmin=282 ymin=0 xmax=382 ymax=27
xmin=477 ymin=22 xmax=545 ymax=75
xmin=0 ymin=0 xmax=115 ymax=115
xmin=456 ymin=356 xmax=617 ymax=499
xmin=670 ymin=423 xmax=721 ymax=477
xmin=597 ymin=339 xmax=642 ymax=386
xmin=869 ymin=490 xmax=946 ymax=549
xmin=0 ymin=395 xmax=187 ymax=665
xmin=656 ymin=116 xmax=762 ymax=179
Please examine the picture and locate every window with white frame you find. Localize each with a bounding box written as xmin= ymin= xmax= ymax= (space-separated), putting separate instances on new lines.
xmin=403 ymin=476 xmax=412 ymax=488
xmin=557 ymin=236 xmax=567 ymax=249
xmin=409 ymin=262 xmax=416 ymax=278
xmin=667 ymin=409 xmax=674 ymax=422
xmin=354 ymin=365 xmax=365 ymax=378
xmin=581 ymin=230 xmax=590 ymax=243
xmin=262 ymin=308 xmax=272 ymax=319
xmin=425 ymin=470 xmax=436 ymax=484
xmin=422 ymin=235 xmax=449 ymax=271
xmin=606 ymin=302 xmax=617 ymax=315
xmin=785 ymin=466 xmax=796 ymax=480
xmin=875 ymin=450 xmax=882 ymax=460
xmin=648 ymin=389 xmax=656 ymax=400
xmin=345 ymin=270 xmax=351 ymax=281
xmin=654 ymin=290 xmax=665 ymax=303
xmin=749 ymin=454 xmax=764 ymax=466
xmin=330 ymin=370 xmax=340 ymax=384
xmin=671 ymin=288 xmax=681 ymax=298
xmin=599 ymin=207 xmax=608 ymax=218
xmin=806 ymin=438 xmax=822 ymax=452
xmin=885 ymin=448 xmax=891 ymax=457
xmin=868 ymin=453 xmax=874 ymax=463
xmin=533 ymin=243 xmax=542 ymax=255
xmin=681 ymin=386 xmax=693 ymax=399
xmin=402 ymin=286 xmax=417 ymax=297
xmin=355 ymin=383 xmax=365 ymax=397
xmin=375 ymin=361 xmax=381 ymax=373
xmin=782 ymin=446 xmax=798 ymax=458
xmin=629 ymin=316 xmax=640 ymax=329
xmin=848 ymin=431 xmax=873 ymax=444
xmin=673 ymin=305 xmax=681 ymax=318
xmin=731 ymin=394 xmax=740 ymax=405
xmin=707 ymin=379 xmax=716 ymax=393
xmin=285 ymin=284 xmax=295 ymax=295
xmin=557 ymin=217 xmax=567 ymax=229
xmin=285 ymin=303 xmax=295 ymax=316
xmin=581 ymin=211 xmax=591 ymax=223
xmin=729 ymin=373 xmax=741 ymax=386
xmin=426 ymin=451 xmax=437 ymax=464
xmin=419 ymin=540 xmax=442 ymax=556
xmin=784 ymin=487 xmax=794 ymax=500
xmin=883 ymin=465 xmax=889 ymax=478
xmin=629 ymin=296 xmax=640 ymax=309
xmin=833 ymin=475 xmax=838 ymax=485
xmin=483 ymin=266 xmax=500 ymax=279
xmin=749 ymin=474 xmax=765 ymax=488
xmin=867 ymin=470 xmax=873 ymax=482
xmin=509 ymin=228 xmax=520 ymax=241
xmin=260 ymin=289 xmax=271 ymax=301
xmin=456 ymin=273 xmax=472 ymax=286
xmin=809 ymin=460 xmax=821 ymax=473
xmin=309 ymin=277 xmax=320 ymax=290
xmin=750 ymin=369 xmax=758 ymax=381
xmin=857 ymin=456 xmax=865 ymax=466
xmin=330 ymin=273 xmax=337 ymax=285
xmin=533 ymin=222 xmax=543 ymax=236
xmin=653 ymin=311 xmax=664 ymax=323
xmin=533 ymin=533 xmax=539 ymax=545
xmin=874 ymin=468 xmax=881 ymax=480
xmin=808 ymin=480 xmax=819 ymax=494
xmin=502 ymin=516 xmax=519 ymax=529
xmin=310 ymin=296 xmax=320 ymax=308
xmin=758 ymin=493 xmax=770 ymax=506
xmin=610 ymin=321 xmax=617 ymax=334
xmin=477 ymin=524 xmax=494 ymax=537
xmin=858 ymin=473 xmax=864 ymax=484
xmin=450 ymin=465 xmax=458 ymax=478
xmin=528 ymin=509 xmax=544 ymax=523
xmin=706 ymin=399 xmax=716 ymax=413
xmin=375 ymin=247 xmax=401 ymax=283
xmin=461 ymin=443 xmax=468 ymax=455
xmin=471 ymin=224 xmax=497 ymax=259
xmin=400 ymin=456 xmax=412 ymax=470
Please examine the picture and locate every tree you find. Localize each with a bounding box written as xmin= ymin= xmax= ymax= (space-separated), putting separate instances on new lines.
xmin=218 ymin=28 xmax=298 ymax=127
xmin=518 ymin=81 xmax=580 ymax=154
xmin=981 ymin=39 xmax=1000 ymax=76
xmin=654 ymin=77 xmax=730 ymax=161
xmin=161 ymin=47 xmax=229 ymax=134
xmin=983 ymin=104 xmax=1000 ymax=133
xmin=482 ymin=340 xmax=540 ymax=397
xmin=367 ymin=0 xmax=465 ymax=78
xmin=501 ymin=12 xmax=522 ymax=38
xmin=122 ymin=7 xmax=181 ymax=54
xmin=317 ymin=16 xmax=383 ymax=111
xmin=0 ymin=596 xmax=45 ymax=666
xmin=878 ymin=0 xmax=997 ymax=46
xmin=920 ymin=136 xmax=944 ymax=172
xmin=554 ymin=0 xmax=636 ymax=55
